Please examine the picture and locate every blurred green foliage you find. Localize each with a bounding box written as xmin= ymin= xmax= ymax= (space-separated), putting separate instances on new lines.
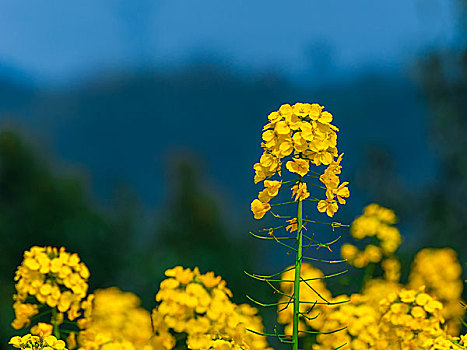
xmin=0 ymin=131 xmax=267 ymax=349
xmin=0 ymin=131 xmax=133 ymax=348
xmin=414 ymin=1 xmax=467 ymax=254
xmin=155 ymin=160 xmax=258 ymax=303
xmin=356 ymin=0 xmax=467 ymax=267
xmin=114 ymin=157 xmax=266 ymax=308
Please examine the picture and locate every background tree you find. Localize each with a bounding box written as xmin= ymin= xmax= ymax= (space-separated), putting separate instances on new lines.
xmin=0 ymin=131 xmax=135 ymax=349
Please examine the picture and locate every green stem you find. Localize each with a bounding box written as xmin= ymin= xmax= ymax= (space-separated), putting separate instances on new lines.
xmin=52 ymin=308 xmax=60 ymax=339
xmin=30 ymin=308 xmax=52 ymax=321
xmin=362 ymin=263 xmax=375 ymax=288
xmin=292 ymin=197 xmax=303 ymax=350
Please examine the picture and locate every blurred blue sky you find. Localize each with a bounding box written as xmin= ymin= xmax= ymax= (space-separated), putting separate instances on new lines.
xmin=0 ymin=0 xmax=458 ymax=85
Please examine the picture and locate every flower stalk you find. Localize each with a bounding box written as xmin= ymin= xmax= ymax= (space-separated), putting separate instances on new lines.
xmin=292 ymin=196 xmax=303 ymax=350
xmin=52 ymin=307 xmax=60 ymax=339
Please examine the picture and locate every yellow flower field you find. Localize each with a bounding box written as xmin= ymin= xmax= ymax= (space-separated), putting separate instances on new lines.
xmin=6 ymin=103 xmax=467 ymax=350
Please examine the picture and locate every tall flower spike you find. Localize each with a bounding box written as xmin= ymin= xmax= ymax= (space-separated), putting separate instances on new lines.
xmin=248 ymin=102 xmax=350 ymax=350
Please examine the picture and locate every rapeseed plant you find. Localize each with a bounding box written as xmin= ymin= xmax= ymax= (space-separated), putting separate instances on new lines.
xmin=6 ymin=218 xmax=467 ymax=350
xmin=248 ymin=102 xmax=350 ymax=350
xmin=5 ymin=103 xmax=467 ymax=350
xmin=8 ymin=247 xmax=271 ymax=350
xmin=151 ymin=266 xmax=271 ymax=350
xmin=77 ymin=287 xmax=152 ymax=350
xmin=9 ymin=334 xmax=68 ymax=350
xmin=308 ymin=204 xmax=467 ymax=349
xmin=11 ymin=246 xmax=91 ymax=339
xmin=408 ymin=248 xmax=465 ymax=334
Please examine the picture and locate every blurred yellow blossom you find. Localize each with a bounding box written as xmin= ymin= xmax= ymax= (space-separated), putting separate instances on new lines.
xmin=77 ymin=287 xmax=152 ymax=350
xmin=408 ymin=248 xmax=465 ymax=334
xmin=342 ymin=204 xmax=401 ymax=269
xmin=152 ymin=266 xmax=272 ymax=350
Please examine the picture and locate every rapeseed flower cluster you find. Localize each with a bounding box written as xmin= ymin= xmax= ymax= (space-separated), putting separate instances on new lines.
xmin=151 ymin=266 xmax=272 ymax=350
xmin=12 ymin=246 xmax=90 ymax=330
xmin=301 ymin=277 xmax=465 ymax=349
xmin=77 ymin=288 xmax=153 ymax=350
xmin=408 ymin=248 xmax=465 ymax=334
xmin=10 ymin=246 xmax=274 ymax=350
xmin=360 ymin=278 xmax=401 ymax=307
xmin=276 ymin=264 xmax=401 ymax=349
xmin=378 ymin=287 xmax=445 ymax=348
xmin=9 ymin=334 xmax=68 ymax=350
xmin=341 ymin=204 xmax=401 ymax=270
xmin=283 ymin=203 xmax=467 ymax=349
xmin=250 ymin=103 xmax=349 ymax=219
xmin=313 ymin=293 xmax=380 ymax=349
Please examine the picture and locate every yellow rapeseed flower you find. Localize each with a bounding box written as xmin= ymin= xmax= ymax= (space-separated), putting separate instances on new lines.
xmin=31 ymin=322 xmax=53 ymax=337
xmin=250 ymin=199 xmax=271 ymax=219
xmin=9 ymin=334 xmax=69 ymax=350
xmin=12 ymin=246 xmax=90 ymax=330
xmin=408 ymin=247 xmax=465 ymax=334
xmin=153 ymin=267 xmax=272 ymax=350
xmin=286 ymin=159 xmax=309 ymax=177
xmin=291 ymin=182 xmax=310 ymax=201
xmin=328 ymin=181 xmax=350 ymax=204
xmin=78 ymin=287 xmax=153 ymax=350
xmin=317 ymin=198 xmax=338 ymax=217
